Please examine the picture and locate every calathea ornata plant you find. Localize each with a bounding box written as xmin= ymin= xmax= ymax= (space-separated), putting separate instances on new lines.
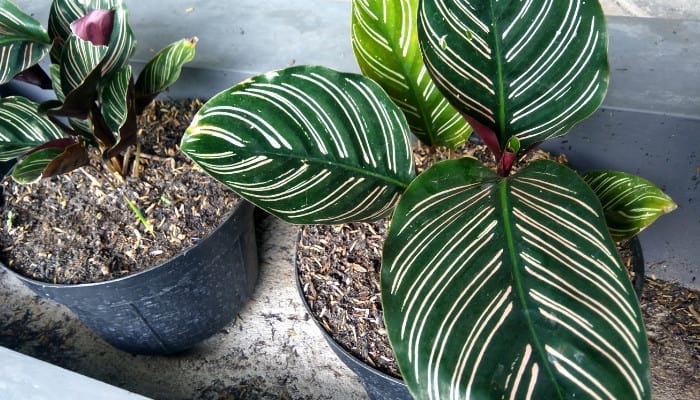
xmin=181 ymin=0 xmax=676 ymax=398
xmin=0 ymin=0 xmax=195 ymax=185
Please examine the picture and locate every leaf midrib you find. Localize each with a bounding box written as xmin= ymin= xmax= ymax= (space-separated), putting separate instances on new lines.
xmin=489 ymin=2 xmax=507 ymax=142
xmin=498 ymin=177 xmax=563 ymax=399
xmin=191 ymin=144 xmax=413 ymax=191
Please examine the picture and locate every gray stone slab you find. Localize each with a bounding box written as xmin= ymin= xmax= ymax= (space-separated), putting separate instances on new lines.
xmin=0 ymin=347 xmax=148 ymax=400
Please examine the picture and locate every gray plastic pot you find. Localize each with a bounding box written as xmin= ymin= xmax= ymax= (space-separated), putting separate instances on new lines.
xmin=1 ymin=191 xmax=258 ymax=355
xmin=296 ymin=232 xmax=645 ymax=400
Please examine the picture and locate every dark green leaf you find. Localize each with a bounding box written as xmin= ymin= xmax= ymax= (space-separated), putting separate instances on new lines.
xmin=418 ymin=0 xmax=609 ymax=153
xmin=11 ymin=147 xmax=64 ymax=183
xmin=182 ymin=65 xmax=416 ymax=224
xmin=60 ymin=34 xmax=107 ymax=97
xmin=0 ymin=0 xmax=52 ymax=84
xmin=134 ymin=37 xmax=198 ymax=112
xmin=103 ymin=71 xmax=137 ymax=159
xmin=383 ymin=158 xmax=650 ymax=399
xmin=48 ymin=0 xmax=128 ymax=63
xmin=583 ymin=169 xmax=677 ymax=242
xmin=100 ymin=65 xmax=131 ymax=132
xmin=0 ymin=97 xmax=65 ymax=161
xmin=98 ymin=3 xmax=135 ymax=80
xmin=351 ymin=0 xmax=471 ymax=148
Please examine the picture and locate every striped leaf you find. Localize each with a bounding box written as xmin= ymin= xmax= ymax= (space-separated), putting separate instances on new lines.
xmin=48 ymin=0 xmax=129 ymax=63
xmin=181 ymin=65 xmax=416 ymax=224
xmin=418 ymin=0 xmax=609 ymax=153
xmin=351 ymin=0 xmax=471 ymax=148
xmin=98 ymin=3 xmax=135 ymax=80
xmin=134 ymin=37 xmax=198 ymax=112
xmin=382 ymin=158 xmax=650 ymax=399
xmin=101 ymin=65 xmax=131 ymax=132
xmin=11 ymin=139 xmax=88 ymax=184
xmin=0 ymin=0 xmax=52 ymax=85
xmin=59 ymin=34 xmax=107 ymax=99
xmin=583 ymin=170 xmax=677 ymax=242
xmin=11 ymin=147 xmax=64 ymax=184
xmin=0 ymin=97 xmax=65 ymax=161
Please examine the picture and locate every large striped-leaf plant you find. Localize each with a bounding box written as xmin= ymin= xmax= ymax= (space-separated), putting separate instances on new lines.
xmin=182 ymin=0 xmax=675 ymax=398
xmin=0 ymin=0 xmax=197 ymax=183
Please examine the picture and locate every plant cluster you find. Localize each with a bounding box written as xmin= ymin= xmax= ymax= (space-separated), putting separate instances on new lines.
xmin=0 ymin=0 xmax=196 ymax=184
xmin=182 ymin=1 xmax=677 ymax=398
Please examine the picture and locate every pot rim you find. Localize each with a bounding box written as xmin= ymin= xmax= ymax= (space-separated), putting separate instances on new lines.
xmin=0 ymin=173 xmax=252 ymax=289
xmin=294 ymin=228 xmax=406 ymax=387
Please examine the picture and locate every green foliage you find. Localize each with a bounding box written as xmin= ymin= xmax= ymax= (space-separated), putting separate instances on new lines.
xmin=182 ymin=66 xmax=416 ymax=224
xmin=351 ymin=0 xmax=471 ymax=148
xmin=180 ymin=1 xmax=673 ymax=399
xmin=583 ymin=169 xmax=678 ymax=242
xmin=0 ymin=0 xmax=196 ymax=183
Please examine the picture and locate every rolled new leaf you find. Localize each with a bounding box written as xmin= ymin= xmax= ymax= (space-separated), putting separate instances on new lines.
xmin=0 ymin=0 xmax=52 ymax=85
xmin=383 ymin=158 xmax=650 ymax=399
xmin=48 ymin=0 xmax=134 ymax=68
xmin=181 ymin=65 xmax=416 ymax=224
xmin=583 ymin=169 xmax=677 ymax=242
xmin=351 ymin=0 xmax=471 ymax=148
xmin=418 ymin=0 xmax=609 ymax=153
xmin=134 ymin=37 xmax=198 ymax=112
xmin=0 ymin=97 xmax=66 ymax=161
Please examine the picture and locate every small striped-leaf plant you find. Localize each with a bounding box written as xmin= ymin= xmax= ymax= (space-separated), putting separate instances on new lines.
xmin=0 ymin=0 xmax=197 ymax=184
xmin=182 ymin=0 xmax=675 ymax=398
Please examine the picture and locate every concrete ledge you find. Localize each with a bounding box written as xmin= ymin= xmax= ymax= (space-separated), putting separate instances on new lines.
xmin=0 ymin=346 xmax=148 ymax=400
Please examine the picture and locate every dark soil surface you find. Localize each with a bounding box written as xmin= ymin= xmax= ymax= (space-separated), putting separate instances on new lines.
xmin=0 ymin=99 xmax=239 ymax=284
xmin=297 ymin=141 xmax=700 ymax=397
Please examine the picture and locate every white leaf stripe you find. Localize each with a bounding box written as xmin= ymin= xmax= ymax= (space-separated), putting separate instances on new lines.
xmin=420 ymin=0 xmax=607 ymax=147
xmin=383 ymin=160 xmax=648 ymax=399
xmin=0 ymin=97 xmax=65 ymax=160
xmin=584 ymin=171 xmax=675 ymax=224
xmin=61 ymin=36 xmax=107 ymax=95
xmin=523 ymin=253 xmax=641 ymax=353
xmin=182 ymin=66 xmax=414 ymax=224
xmin=352 ymin=0 xmax=470 ymax=148
xmin=535 ymin=294 xmax=644 ymax=399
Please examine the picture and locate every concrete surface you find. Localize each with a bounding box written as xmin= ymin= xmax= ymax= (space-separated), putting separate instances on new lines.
xmin=0 ymin=347 xmax=149 ymax=400
xmin=0 ymin=215 xmax=368 ymax=399
xmin=1 ymin=1 xmax=699 ymax=399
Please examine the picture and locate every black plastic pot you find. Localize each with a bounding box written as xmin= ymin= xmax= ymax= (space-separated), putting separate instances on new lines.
xmin=295 ymin=232 xmax=645 ymax=400
xmin=1 ymin=198 xmax=258 ymax=355
xmin=295 ymin=259 xmax=412 ymax=400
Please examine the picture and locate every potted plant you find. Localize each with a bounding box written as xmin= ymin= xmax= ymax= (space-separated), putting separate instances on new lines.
xmin=0 ymin=0 xmax=258 ymax=355
xmin=181 ymin=0 xmax=676 ymax=398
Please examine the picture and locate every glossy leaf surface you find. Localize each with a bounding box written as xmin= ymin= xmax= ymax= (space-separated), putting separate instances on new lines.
xmin=12 ymin=140 xmax=88 ymax=183
xmin=134 ymin=37 xmax=198 ymax=111
xmin=583 ymin=169 xmax=677 ymax=242
xmin=351 ymin=0 xmax=471 ymax=148
xmin=418 ymin=0 xmax=609 ymax=153
xmin=383 ymin=158 xmax=649 ymax=399
xmin=101 ymin=65 xmax=131 ymax=132
xmin=11 ymin=147 xmax=64 ymax=184
xmin=59 ymin=35 xmax=107 ymax=100
xmin=0 ymin=0 xmax=52 ymax=85
xmin=182 ymin=65 xmax=416 ymax=224
xmin=48 ymin=0 xmax=131 ymax=63
xmin=0 ymin=97 xmax=65 ymax=161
